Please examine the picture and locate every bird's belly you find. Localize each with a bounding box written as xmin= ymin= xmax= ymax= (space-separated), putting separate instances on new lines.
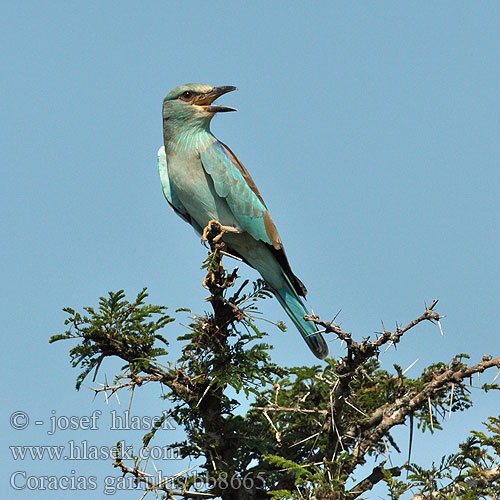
xmin=168 ymin=157 xmax=237 ymax=229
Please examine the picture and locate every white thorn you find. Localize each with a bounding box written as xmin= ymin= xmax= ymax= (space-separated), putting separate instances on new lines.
xmin=437 ymin=319 xmax=444 ymax=336
xmin=402 ymin=358 xmax=419 ymax=376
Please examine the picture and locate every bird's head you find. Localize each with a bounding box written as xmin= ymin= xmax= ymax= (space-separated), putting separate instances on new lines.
xmin=162 ymin=83 xmax=237 ymax=130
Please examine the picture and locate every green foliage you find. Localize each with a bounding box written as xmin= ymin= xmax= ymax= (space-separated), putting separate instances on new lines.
xmin=50 ymin=288 xmax=173 ymax=389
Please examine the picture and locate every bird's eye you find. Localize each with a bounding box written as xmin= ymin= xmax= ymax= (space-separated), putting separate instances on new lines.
xmin=180 ymin=91 xmax=194 ymax=101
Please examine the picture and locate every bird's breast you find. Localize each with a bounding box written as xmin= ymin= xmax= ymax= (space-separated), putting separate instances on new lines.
xmin=166 ymin=149 xmax=238 ymax=230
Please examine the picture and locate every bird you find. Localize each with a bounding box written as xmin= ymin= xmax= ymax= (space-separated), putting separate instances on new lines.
xmin=158 ymin=83 xmax=328 ymax=359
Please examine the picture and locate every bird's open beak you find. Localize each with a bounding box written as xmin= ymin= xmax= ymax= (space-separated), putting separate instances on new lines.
xmin=196 ymin=86 xmax=238 ymax=113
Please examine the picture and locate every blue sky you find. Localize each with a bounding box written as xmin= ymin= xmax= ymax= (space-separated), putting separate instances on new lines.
xmin=2 ymin=1 xmax=500 ymax=498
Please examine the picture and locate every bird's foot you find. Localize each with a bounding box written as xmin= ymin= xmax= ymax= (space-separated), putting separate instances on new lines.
xmin=202 ymin=220 xmax=242 ymax=244
xmin=202 ymin=220 xmax=224 ymax=243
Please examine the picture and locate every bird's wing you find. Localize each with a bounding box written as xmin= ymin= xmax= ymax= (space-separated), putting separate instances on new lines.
xmin=200 ymin=141 xmax=282 ymax=247
xmin=200 ymin=140 xmax=308 ymax=297
xmin=158 ymin=146 xmax=196 ymax=226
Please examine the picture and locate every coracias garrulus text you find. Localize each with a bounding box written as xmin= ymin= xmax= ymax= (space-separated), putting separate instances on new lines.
xmin=158 ymin=83 xmax=328 ymax=359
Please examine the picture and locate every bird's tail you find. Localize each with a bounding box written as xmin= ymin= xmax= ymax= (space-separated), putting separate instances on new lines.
xmin=274 ymin=281 xmax=329 ymax=360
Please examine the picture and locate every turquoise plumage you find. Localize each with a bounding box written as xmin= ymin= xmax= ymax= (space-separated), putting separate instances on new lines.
xmin=159 ymin=83 xmax=328 ymax=359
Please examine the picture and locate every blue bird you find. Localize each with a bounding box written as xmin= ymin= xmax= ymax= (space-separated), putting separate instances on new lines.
xmin=158 ymin=83 xmax=328 ymax=359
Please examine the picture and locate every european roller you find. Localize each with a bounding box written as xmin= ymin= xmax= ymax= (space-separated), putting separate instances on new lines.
xmin=158 ymin=83 xmax=328 ymax=359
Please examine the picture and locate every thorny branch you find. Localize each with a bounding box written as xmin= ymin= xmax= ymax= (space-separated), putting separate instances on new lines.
xmin=306 ymin=299 xmax=441 ymax=376
xmin=346 ymin=356 xmax=500 ymax=477
xmin=303 ymin=301 xmax=445 ymax=473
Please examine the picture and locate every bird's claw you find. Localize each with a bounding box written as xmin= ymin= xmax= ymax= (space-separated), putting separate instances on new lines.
xmin=202 ymin=274 xmax=216 ymax=289
xmin=202 ymin=220 xmax=224 ymax=243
